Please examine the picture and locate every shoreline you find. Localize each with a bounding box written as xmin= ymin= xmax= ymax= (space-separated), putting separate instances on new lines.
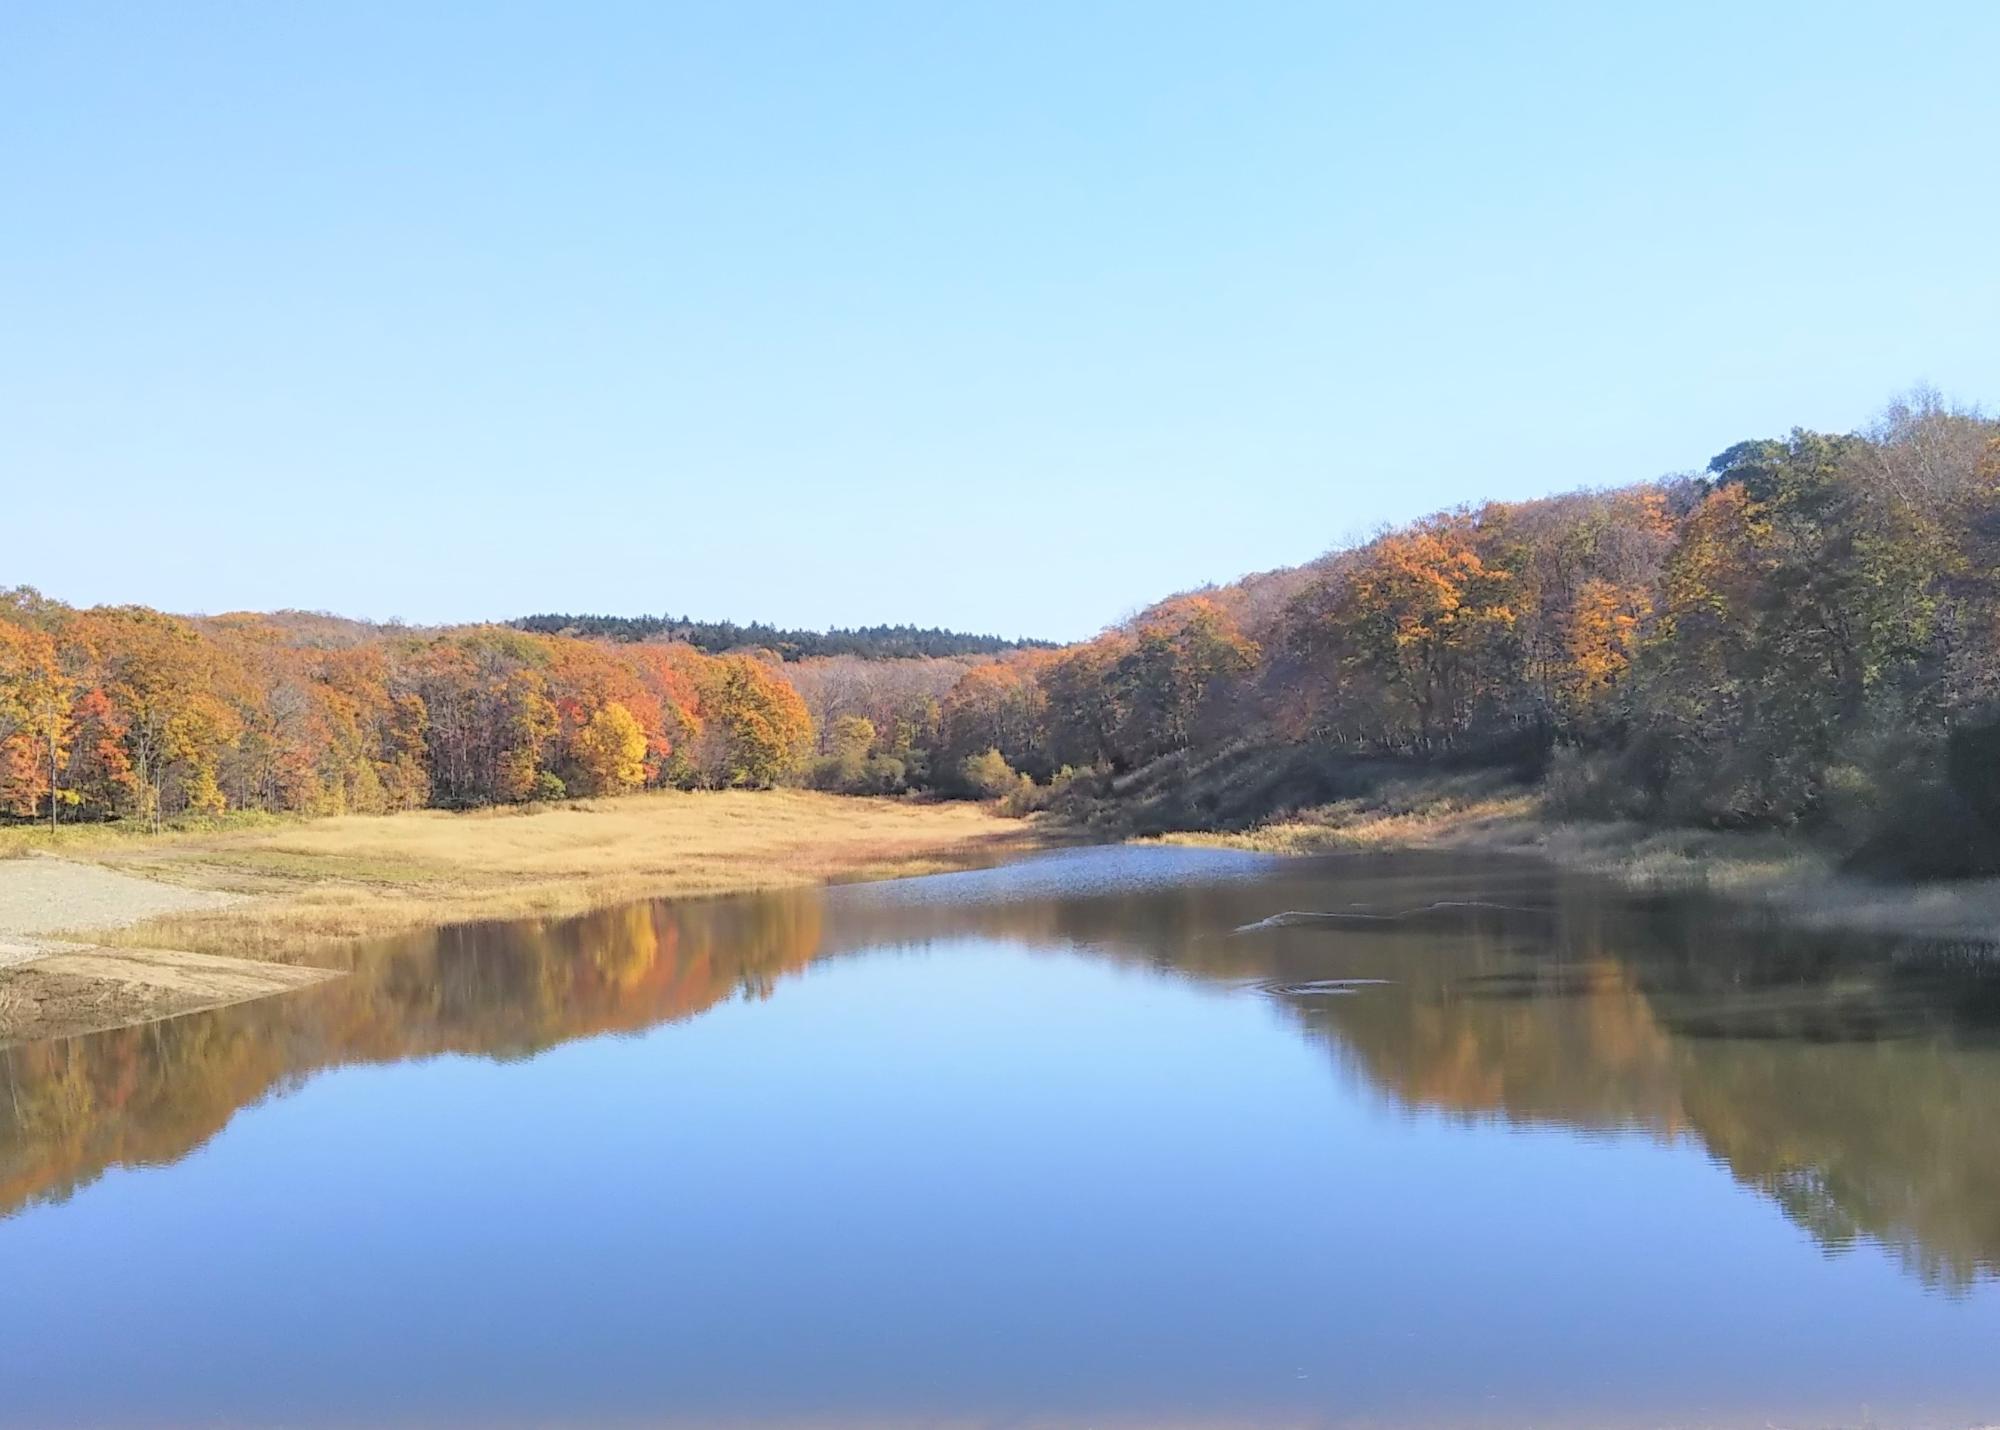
xmin=0 ymin=789 xmax=1040 ymax=1045
xmin=1151 ymin=780 xmax=2000 ymax=945
xmin=10 ymin=779 xmax=1999 ymax=1047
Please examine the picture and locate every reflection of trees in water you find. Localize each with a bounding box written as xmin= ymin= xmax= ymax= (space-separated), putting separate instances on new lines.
xmin=4 ymin=852 xmax=1998 ymax=1288
xmin=1267 ymin=891 xmax=2000 ymax=1292
xmin=1669 ymin=1036 xmax=2000 ymax=1291
xmin=0 ymin=894 xmax=826 ymax=1216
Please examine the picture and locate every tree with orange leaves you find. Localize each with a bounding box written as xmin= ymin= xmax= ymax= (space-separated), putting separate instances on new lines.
xmin=1285 ymin=517 xmax=1517 ymax=750
xmin=82 ymin=607 xmax=242 ymax=826
xmin=62 ymin=686 xmax=136 ymax=817
xmin=1112 ymin=598 xmax=1258 ymax=763
xmin=1040 ymin=633 xmax=1133 ymax=769
xmin=939 ymin=660 xmax=1047 ymax=785
xmin=1558 ymin=577 xmax=1651 ymax=721
xmin=0 ymin=622 xmax=75 ymax=827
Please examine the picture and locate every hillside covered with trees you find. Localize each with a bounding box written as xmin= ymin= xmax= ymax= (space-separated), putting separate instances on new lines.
xmin=5 ymin=391 xmax=1998 ymax=875
xmin=954 ymin=390 xmax=2000 ymax=873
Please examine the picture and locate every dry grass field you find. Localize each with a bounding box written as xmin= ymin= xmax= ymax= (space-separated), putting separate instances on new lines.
xmin=1152 ymin=769 xmax=1542 ymax=856
xmin=0 ymin=791 xmax=1037 ymax=1041
xmin=54 ymin=789 xmax=1037 ymax=959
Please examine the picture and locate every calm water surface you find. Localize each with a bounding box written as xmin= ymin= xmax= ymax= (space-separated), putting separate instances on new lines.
xmin=3 ymin=846 xmax=1999 ymax=1428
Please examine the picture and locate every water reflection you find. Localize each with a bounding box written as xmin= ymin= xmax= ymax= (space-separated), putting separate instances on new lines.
xmin=4 ymin=846 xmax=1999 ymax=1291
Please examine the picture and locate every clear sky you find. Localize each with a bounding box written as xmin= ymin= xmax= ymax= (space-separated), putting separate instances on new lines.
xmin=5 ymin=2 xmax=1996 ymax=641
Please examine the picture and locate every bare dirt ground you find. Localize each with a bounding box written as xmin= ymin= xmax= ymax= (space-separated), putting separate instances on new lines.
xmin=0 ymin=942 xmax=337 ymax=1044
xmin=0 ymin=854 xmax=335 ymax=1045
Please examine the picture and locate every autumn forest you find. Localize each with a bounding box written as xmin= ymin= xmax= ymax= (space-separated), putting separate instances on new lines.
xmin=5 ymin=391 xmax=1999 ymax=875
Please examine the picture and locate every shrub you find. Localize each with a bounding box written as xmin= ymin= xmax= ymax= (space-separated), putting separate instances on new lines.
xmin=958 ymin=748 xmax=1020 ymax=800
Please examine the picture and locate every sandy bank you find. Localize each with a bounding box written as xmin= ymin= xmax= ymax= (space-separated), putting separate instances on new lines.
xmin=0 ymin=941 xmax=338 ymax=1044
xmin=0 ymin=790 xmax=1035 ymax=1044
xmin=0 ymin=855 xmax=327 ymax=1044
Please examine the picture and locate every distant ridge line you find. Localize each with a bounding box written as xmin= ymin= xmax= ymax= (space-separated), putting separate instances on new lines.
xmin=510 ymin=612 xmax=1055 ymax=662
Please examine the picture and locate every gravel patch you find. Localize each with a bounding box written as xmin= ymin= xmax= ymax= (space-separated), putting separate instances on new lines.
xmin=0 ymin=938 xmax=47 ymax=971
xmin=0 ymin=856 xmax=290 ymax=1044
xmin=0 ymin=854 xmax=245 ymax=945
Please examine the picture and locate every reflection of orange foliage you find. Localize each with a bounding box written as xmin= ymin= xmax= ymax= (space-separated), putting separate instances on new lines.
xmin=0 ymin=892 xmax=827 ymax=1216
xmin=1341 ymin=956 xmax=1684 ymax=1135
xmin=8 ymin=868 xmax=1999 ymax=1292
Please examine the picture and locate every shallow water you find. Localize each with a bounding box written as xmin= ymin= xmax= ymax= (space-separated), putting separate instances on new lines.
xmin=3 ymin=845 xmax=1998 ymax=1428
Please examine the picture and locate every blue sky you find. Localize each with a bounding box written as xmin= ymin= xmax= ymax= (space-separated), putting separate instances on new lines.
xmin=5 ymin=2 xmax=1996 ymax=640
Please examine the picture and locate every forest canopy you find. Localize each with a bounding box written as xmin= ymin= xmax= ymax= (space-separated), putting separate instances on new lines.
xmin=5 ymin=389 xmax=1998 ymax=873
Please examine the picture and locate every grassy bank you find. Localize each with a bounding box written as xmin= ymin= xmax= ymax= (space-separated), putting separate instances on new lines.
xmin=7 ymin=790 xmax=1037 ymax=963
xmin=1151 ymin=767 xmax=2000 ymax=941
xmin=1149 ymin=768 xmax=1545 ymax=856
xmin=0 ymin=808 xmax=297 ymax=862
xmin=0 ymin=789 xmax=1038 ymax=1043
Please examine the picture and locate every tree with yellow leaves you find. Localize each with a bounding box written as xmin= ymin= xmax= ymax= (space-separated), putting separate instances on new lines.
xmin=574 ymin=701 xmax=650 ymax=794
xmin=701 ymin=654 xmax=814 ymax=788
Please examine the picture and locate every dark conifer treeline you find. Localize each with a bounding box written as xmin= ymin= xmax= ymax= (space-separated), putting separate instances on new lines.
xmin=511 ymin=613 xmax=1051 ymax=661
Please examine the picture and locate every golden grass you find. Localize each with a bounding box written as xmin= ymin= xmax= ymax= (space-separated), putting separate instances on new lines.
xmin=1149 ymin=767 xmax=2000 ymax=943
xmin=1524 ymin=821 xmax=1828 ymax=890
xmin=1152 ymin=770 xmax=1542 ymax=855
xmin=36 ymin=790 xmax=1035 ymax=961
xmin=1148 ymin=768 xmax=1834 ymax=894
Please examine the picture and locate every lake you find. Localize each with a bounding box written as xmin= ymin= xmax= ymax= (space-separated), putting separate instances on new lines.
xmin=3 ymin=845 xmax=1998 ymax=1428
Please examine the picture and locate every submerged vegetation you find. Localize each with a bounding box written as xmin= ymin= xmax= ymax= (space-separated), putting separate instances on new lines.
xmin=4 ymin=388 xmax=1999 ymax=878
